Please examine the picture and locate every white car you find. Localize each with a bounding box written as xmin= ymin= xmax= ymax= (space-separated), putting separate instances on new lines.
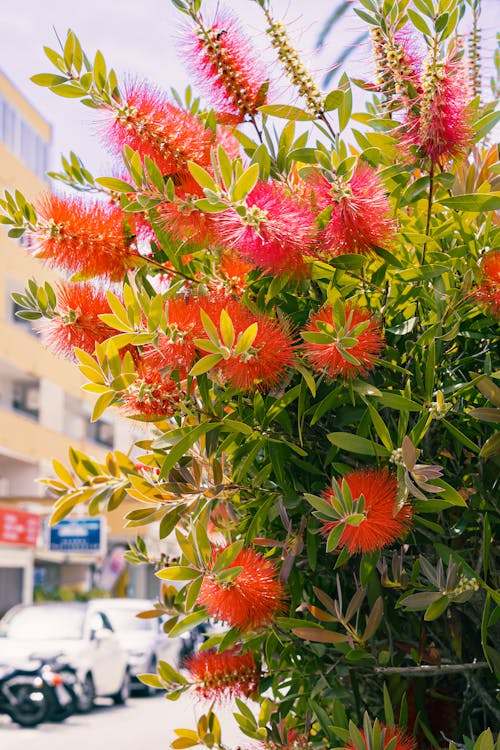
xmin=0 ymin=601 xmax=130 ymax=712
xmin=93 ymin=598 xmax=180 ymax=695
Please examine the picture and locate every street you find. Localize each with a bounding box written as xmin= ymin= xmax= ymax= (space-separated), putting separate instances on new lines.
xmin=0 ymin=693 xmax=250 ymax=749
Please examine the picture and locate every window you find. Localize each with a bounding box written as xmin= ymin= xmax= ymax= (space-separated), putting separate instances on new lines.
xmin=12 ymin=380 xmax=40 ymax=419
xmin=0 ymin=93 xmax=49 ymax=179
xmin=86 ymin=419 xmax=114 ymax=448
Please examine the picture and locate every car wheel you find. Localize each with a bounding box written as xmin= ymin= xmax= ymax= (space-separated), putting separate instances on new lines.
xmin=111 ymin=668 xmax=130 ymax=706
xmin=77 ymin=674 xmax=95 ymax=714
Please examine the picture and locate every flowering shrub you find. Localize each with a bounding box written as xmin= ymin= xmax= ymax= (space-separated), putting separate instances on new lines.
xmin=1 ymin=0 xmax=499 ymax=747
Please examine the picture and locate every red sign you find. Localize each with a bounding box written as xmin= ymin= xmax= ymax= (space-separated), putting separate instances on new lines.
xmin=0 ymin=506 xmax=41 ymax=547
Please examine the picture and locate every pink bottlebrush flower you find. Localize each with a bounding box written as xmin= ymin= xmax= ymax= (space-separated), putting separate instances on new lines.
xmin=321 ymin=468 xmax=413 ymax=554
xmin=185 ymin=648 xmax=260 ymax=702
xmin=197 ymin=546 xmax=286 ymax=631
xmin=40 ymin=283 xmax=119 ymax=359
xmin=475 ymin=250 xmax=500 ymax=318
xmin=32 ymin=194 xmax=137 ymax=281
xmin=121 ymin=361 xmax=183 ymax=421
xmin=183 ymin=15 xmax=269 ymax=121
xmin=215 ymin=181 xmax=317 ymax=278
xmin=311 ymin=165 xmax=395 ymax=256
xmin=371 ymin=27 xmax=422 ymax=105
xmin=197 ymin=295 xmax=296 ymax=391
xmin=402 ymin=51 xmax=472 ymax=163
xmin=302 ymin=303 xmax=385 ymax=380
xmin=100 ymin=81 xmax=213 ymax=176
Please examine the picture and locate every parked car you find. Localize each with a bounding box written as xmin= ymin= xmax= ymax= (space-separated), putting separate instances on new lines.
xmin=93 ymin=598 xmax=180 ymax=695
xmin=0 ymin=602 xmax=130 ymax=712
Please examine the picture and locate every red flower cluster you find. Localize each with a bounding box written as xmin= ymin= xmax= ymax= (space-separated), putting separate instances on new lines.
xmin=475 ymin=250 xmax=500 ymax=318
xmin=33 ymin=194 xmax=137 ymax=281
xmin=145 ymin=296 xmax=202 ymax=378
xmin=216 ymin=181 xmax=316 ymax=277
xmin=101 ymin=81 xmax=213 ymax=177
xmin=321 ymin=468 xmax=413 ymax=554
xmin=184 ymin=15 xmax=268 ymax=121
xmin=403 ymin=52 xmax=472 ymax=164
xmin=302 ymin=303 xmax=384 ymax=380
xmin=41 ymin=283 xmax=118 ymax=359
xmin=121 ymin=363 xmax=183 ymax=421
xmin=198 ymin=295 xmax=296 ymax=391
xmin=345 ymin=724 xmax=415 ymax=750
xmin=311 ymin=165 xmax=395 ymax=256
xmin=185 ymin=648 xmax=260 ymax=702
xmin=213 ymin=253 xmax=254 ymax=296
xmin=197 ymin=546 xmax=286 ymax=631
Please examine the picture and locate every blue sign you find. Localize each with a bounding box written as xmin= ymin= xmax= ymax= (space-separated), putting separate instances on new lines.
xmin=48 ymin=518 xmax=103 ymax=552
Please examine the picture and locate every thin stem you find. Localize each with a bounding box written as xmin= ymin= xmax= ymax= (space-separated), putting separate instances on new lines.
xmin=318 ymin=111 xmax=338 ymax=141
xmin=373 ymin=661 xmax=488 ymax=676
xmin=421 ymin=160 xmax=435 ymax=265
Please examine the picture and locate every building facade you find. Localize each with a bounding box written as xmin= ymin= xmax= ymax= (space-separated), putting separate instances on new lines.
xmin=0 ymin=71 xmax=159 ymax=615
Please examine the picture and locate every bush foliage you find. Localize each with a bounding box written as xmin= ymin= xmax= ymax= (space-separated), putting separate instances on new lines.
xmin=1 ymin=0 xmax=499 ymax=747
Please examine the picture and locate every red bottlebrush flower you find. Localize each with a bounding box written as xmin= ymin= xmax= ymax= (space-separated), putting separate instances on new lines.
xmin=196 ymin=546 xmax=286 ymax=631
xmin=302 ymin=303 xmax=384 ymax=380
xmin=212 ymin=253 xmax=255 ymax=296
xmin=32 ymin=194 xmax=137 ymax=281
xmin=321 ymin=468 xmax=412 ymax=554
xmin=100 ymin=81 xmax=213 ymax=176
xmin=158 ymin=195 xmax=218 ymax=247
xmin=345 ymin=724 xmax=415 ymax=750
xmin=121 ymin=362 xmax=183 ymax=421
xmin=185 ymin=648 xmax=260 ymax=702
xmin=40 ymin=283 xmax=118 ymax=359
xmin=311 ymin=165 xmax=394 ymax=256
xmin=145 ymin=296 xmax=203 ymax=377
xmin=475 ymin=250 xmax=500 ymax=318
xmin=402 ymin=51 xmax=472 ymax=163
xmin=216 ymin=181 xmax=316 ymax=278
xmin=197 ymin=295 xmax=296 ymax=391
xmin=184 ymin=15 xmax=269 ymax=121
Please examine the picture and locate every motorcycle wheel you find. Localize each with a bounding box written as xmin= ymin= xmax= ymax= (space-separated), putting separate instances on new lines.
xmin=8 ymin=683 xmax=48 ymax=727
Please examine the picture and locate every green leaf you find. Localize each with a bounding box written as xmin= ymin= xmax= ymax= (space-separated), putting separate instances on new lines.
xmin=327 ymin=432 xmax=391 ymax=456
xmin=376 ymin=392 xmax=424 ymax=411
xmin=156 ymin=566 xmax=201 ymax=581
xmin=190 ymin=354 xmax=223 ymax=376
xmin=324 ymin=89 xmax=345 ymax=111
xmin=154 ymin=422 xmax=221 ymax=477
xmin=95 ymin=177 xmax=135 ymax=192
xmin=168 ymin=610 xmax=208 ymax=637
xmin=259 ymin=104 xmax=314 ymax=121
xmin=408 ymin=8 xmax=432 ymax=35
xmin=30 ymin=73 xmax=68 ymax=87
xmin=232 ymin=163 xmax=260 ymax=202
xmin=439 ymin=192 xmax=500 ymax=212
xmin=187 ymin=161 xmax=219 ymax=192
xmin=424 ymin=595 xmax=450 ymax=621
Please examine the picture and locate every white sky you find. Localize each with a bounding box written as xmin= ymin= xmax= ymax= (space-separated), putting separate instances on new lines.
xmin=1 ymin=0 xmax=497 ymax=177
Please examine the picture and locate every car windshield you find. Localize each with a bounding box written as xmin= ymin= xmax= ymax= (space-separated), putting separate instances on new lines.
xmin=0 ymin=606 xmax=85 ymax=640
xmin=104 ymin=607 xmax=154 ymax=633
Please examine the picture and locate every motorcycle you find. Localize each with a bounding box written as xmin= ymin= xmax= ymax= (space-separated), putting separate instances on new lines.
xmin=0 ymin=660 xmax=49 ymax=727
xmin=37 ymin=657 xmax=78 ymax=722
